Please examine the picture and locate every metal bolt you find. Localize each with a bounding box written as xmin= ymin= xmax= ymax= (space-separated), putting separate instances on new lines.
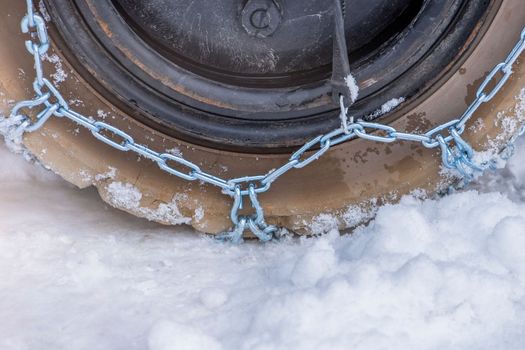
xmin=241 ymin=0 xmax=282 ymax=38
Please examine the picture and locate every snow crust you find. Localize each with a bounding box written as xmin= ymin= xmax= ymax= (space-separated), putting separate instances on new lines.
xmin=1 ymin=136 xmax=525 ymax=349
xmin=105 ymin=182 xmax=192 ymax=225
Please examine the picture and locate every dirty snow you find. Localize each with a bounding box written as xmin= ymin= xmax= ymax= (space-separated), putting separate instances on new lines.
xmin=1 ymin=139 xmax=525 ymax=349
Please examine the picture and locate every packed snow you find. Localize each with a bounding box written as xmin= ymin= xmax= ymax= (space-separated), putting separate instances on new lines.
xmin=1 ymin=135 xmax=525 ymax=349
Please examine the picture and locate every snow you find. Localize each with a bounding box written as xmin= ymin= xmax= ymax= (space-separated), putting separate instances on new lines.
xmin=1 ymin=137 xmax=525 ymax=349
xmin=0 ymin=113 xmax=27 ymax=153
xmin=148 ymin=321 xmax=223 ymax=350
xmin=345 ymin=73 xmax=359 ymax=103
xmin=366 ymin=97 xmax=406 ymax=120
xmin=105 ymin=182 xmax=192 ymax=225
xmin=379 ymin=97 xmax=405 ymax=113
xmin=42 ymin=53 xmax=68 ymax=86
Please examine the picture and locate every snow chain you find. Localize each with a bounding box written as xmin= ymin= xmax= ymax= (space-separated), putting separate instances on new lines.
xmin=5 ymin=0 xmax=525 ymax=242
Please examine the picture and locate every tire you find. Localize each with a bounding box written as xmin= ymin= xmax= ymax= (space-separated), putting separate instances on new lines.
xmin=1 ymin=0 xmax=524 ymax=235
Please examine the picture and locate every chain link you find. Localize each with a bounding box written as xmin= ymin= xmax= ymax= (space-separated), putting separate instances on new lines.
xmin=215 ymin=185 xmax=278 ymax=243
xmin=21 ymin=13 xmax=49 ymax=56
xmin=8 ymin=1 xmax=525 ymax=242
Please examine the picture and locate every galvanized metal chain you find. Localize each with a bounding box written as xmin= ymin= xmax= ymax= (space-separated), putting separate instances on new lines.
xmin=5 ymin=0 xmax=525 ymax=242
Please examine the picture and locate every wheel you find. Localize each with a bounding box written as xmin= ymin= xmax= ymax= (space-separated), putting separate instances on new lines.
xmin=1 ymin=0 xmax=524 ymax=236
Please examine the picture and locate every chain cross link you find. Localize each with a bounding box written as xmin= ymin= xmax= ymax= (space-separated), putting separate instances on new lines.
xmin=6 ymin=1 xmax=525 ymax=242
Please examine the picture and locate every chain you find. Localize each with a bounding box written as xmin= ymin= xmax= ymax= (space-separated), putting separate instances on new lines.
xmin=5 ymin=1 xmax=525 ymax=242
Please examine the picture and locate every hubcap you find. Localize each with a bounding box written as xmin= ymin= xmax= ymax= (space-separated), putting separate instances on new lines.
xmin=43 ymin=0 xmax=496 ymax=151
